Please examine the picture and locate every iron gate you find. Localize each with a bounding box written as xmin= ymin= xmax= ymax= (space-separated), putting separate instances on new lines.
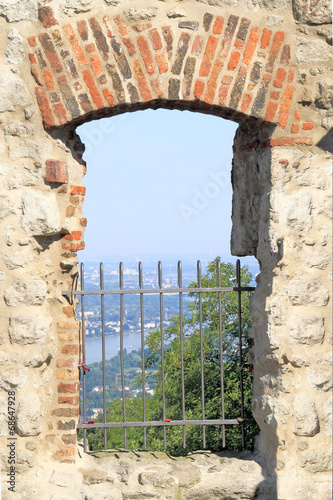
xmin=63 ymin=259 xmax=255 ymax=453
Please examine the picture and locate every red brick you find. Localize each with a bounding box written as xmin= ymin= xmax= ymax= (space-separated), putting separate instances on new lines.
xmin=137 ymin=36 xmax=155 ymax=75
xmin=114 ymin=15 xmax=128 ymax=36
xmin=155 ymin=53 xmax=168 ymax=74
xmin=243 ymin=28 xmax=259 ymax=65
xmin=213 ymin=16 xmax=224 ymax=35
xmin=82 ymin=69 xmax=104 ymax=109
xmin=222 ymin=75 xmax=233 ymax=85
xmin=46 ymin=160 xmax=68 ymax=183
xmin=302 ymin=122 xmax=314 ymax=130
xmin=80 ymin=217 xmax=88 ymax=227
xmin=122 ymin=37 xmax=136 ymax=56
xmin=54 ymin=447 xmax=75 ymax=457
xmin=89 ymin=18 xmax=110 ymax=62
xmin=53 ymin=103 xmax=67 ymax=125
xmin=63 ymin=306 xmax=74 ymax=318
xmin=241 ymin=93 xmax=252 ymax=113
xmin=271 ymin=91 xmax=280 ymax=100
xmin=270 ymin=137 xmax=313 ymax=146
xmin=204 ymin=59 xmax=224 ymax=104
xmin=62 ymin=241 xmax=85 ymax=251
xmin=218 ymin=85 xmax=230 ymax=106
xmin=133 ymin=59 xmax=152 ymax=101
xmin=133 ymin=23 xmax=152 ymax=33
xmin=56 ymin=370 xmax=80 ymax=382
xmin=228 ymin=51 xmax=241 ymax=71
xmin=291 ymin=123 xmax=300 ymax=134
xmin=31 ymin=66 xmax=42 ymax=86
xmin=62 ymin=231 xmax=82 ymax=241
xmin=260 ymin=28 xmax=272 ymax=49
xmin=288 ymin=68 xmax=295 ymax=83
xmin=61 ymin=345 xmax=79 ymax=355
xmin=39 ymin=6 xmax=58 ymax=28
xmin=61 ymin=434 xmax=77 ymax=445
xmin=28 ymin=36 xmax=37 ymax=47
xmin=149 ymin=28 xmax=163 ymax=50
xmin=43 ymin=69 xmax=55 ymax=90
xmin=102 ymin=88 xmax=114 ymax=106
xmin=57 ymin=358 xmax=77 ymax=368
xmin=194 ymin=80 xmax=205 ymax=99
xmin=39 ymin=33 xmax=62 ymax=73
xmin=266 ymin=31 xmax=285 ymax=73
xmin=90 ymin=55 xmax=104 ymax=76
xmin=264 ymin=101 xmax=278 ymax=122
xmin=58 ymin=383 xmax=79 ymax=393
xmin=280 ymin=44 xmax=290 ymax=65
xmin=162 ymin=26 xmax=173 ymax=60
xmin=70 ymin=186 xmax=86 ymax=195
xmin=58 ymin=331 xmax=79 ymax=342
xmin=29 ymin=53 xmax=37 ymax=64
xmin=273 ymin=67 xmax=287 ymax=88
xmin=35 ymin=87 xmax=55 ymax=129
xmin=151 ymin=78 xmax=163 ymax=97
xmin=199 ymin=35 xmax=219 ymax=77
xmin=191 ymin=35 xmax=204 ymax=56
xmin=103 ymin=16 xmax=114 ymax=38
xmin=63 ymin=24 xmax=87 ymax=67
xmin=278 ymin=84 xmax=294 ymax=129
xmin=85 ymin=43 xmax=96 ymax=53
xmin=218 ymin=15 xmax=239 ymax=60
xmin=294 ymin=110 xmax=301 ymax=121
xmin=77 ymin=20 xmax=89 ymax=41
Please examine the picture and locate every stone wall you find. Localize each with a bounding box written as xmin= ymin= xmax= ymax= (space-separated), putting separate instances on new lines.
xmin=0 ymin=1 xmax=331 ymax=499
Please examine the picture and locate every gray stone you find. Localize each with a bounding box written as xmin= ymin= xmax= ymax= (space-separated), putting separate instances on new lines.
xmin=295 ymin=172 xmax=327 ymax=190
xmin=124 ymin=8 xmax=158 ymax=21
xmin=0 ymin=74 xmax=31 ymax=112
xmin=292 ymin=0 xmax=332 ymax=24
xmin=322 ymin=397 xmax=332 ymax=436
xmin=79 ymin=468 xmax=114 ymax=485
xmin=290 ymin=355 xmax=310 ymax=367
xmin=298 ymin=449 xmax=332 ymax=473
xmin=295 ymin=36 xmax=333 ymax=64
xmin=7 ymin=172 xmax=41 ymax=189
xmin=270 ymin=296 xmax=287 ymax=326
xmin=5 ymin=29 xmax=24 ymax=65
xmin=304 ymin=250 xmax=330 ymax=270
xmin=293 ymin=394 xmax=319 ymax=437
xmin=167 ymin=7 xmax=187 ymax=18
xmin=285 ymin=191 xmax=312 ymax=235
xmin=315 ymin=78 xmax=333 ymax=110
xmin=307 ymin=369 xmax=332 ymax=392
xmin=0 ymin=0 xmax=37 ymax=22
xmin=317 ymin=195 xmax=332 ymax=220
xmin=138 ymin=470 xmax=176 ymax=488
xmin=0 ymin=397 xmax=6 ymax=437
xmin=49 ymin=470 xmax=82 ymax=488
xmin=3 ymin=250 xmax=29 ymax=270
xmin=5 ymin=279 xmax=47 ymax=306
xmin=15 ymin=448 xmax=36 ymax=473
xmin=289 ymin=316 xmax=325 ymax=345
xmin=288 ymin=280 xmax=329 ymax=307
xmin=0 ymin=368 xmax=27 ymax=390
xmin=21 ymin=191 xmax=61 ymax=236
xmin=172 ymin=466 xmax=201 ymax=488
xmin=16 ymin=394 xmax=41 ymax=436
xmin=60 ymin=0 xmax=93 ymax=15
xmin=5 ymin=122 xmax=35 ymax=139
xmin=9 ymin=139 xmax=52 ymax=160
xmin=314 ymin=352 xmax=332 ymax=365
xmin=0 ymin=163 xmax=15 ymax=175
xmin=250 ymin=0 xmax=288 ymax=11
xmin=0 ymin=351 xmax=19 ymax=365
xmin=123 ymin=494 xmax=160 ymax=499
xmin=24 ymin=107 xmax=35 ymax=119
xmin=9 ymin=315 xmax=52 ymax=345
xmin=267 ymin=15 xmax=283 ymax=25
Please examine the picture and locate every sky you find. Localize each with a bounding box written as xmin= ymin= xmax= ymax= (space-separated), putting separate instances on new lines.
xmin=77 ymin=109 xmax=241 ymax=262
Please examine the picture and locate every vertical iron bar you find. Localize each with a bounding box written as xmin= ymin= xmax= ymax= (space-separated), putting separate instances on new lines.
xmin=100 ymin=263 xmax=107 ymax=450
xmin=139 ymin=262 xmax=147 ymax=449
xmin=217 ymin=259 xmax=226 ymax=448
xmin=80 ymin=263 xmax=87 ymax=453
xmin=158 ymin=261 xmax=167 ymax=449
xmin=197 ymin=260 xmax=206 ymax=449
xmin=178 ymin=261 xmax=186 ymax=449
xmin=237 ymin=259 xmax=245 ymax=449
xmin=119 ymin=262 xmax=127 ymax=448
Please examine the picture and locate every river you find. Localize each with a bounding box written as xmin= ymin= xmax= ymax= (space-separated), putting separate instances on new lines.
xmin=85 ymin=332 xmax=144 ymax=364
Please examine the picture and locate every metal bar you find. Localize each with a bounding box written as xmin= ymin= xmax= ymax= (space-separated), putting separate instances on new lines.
xmin=78 ymin=418 xmax=256 ymax=429
xmin=178 ymin=261 xmax=186 ymax=449
xmin=236 ymin=259 xmax=245 ymax=449
xmin=217 ymin=259 xmax=226 ymax=448
xmin=139 ymin=262 xmax=147 ymax=449
xmin=197 ymin=260 xmax=206 ymax=449
xmin=80 ymin=263 xmax=87 ymax=453
xmin=158 ymin=261 xmax=167 ymax=449
xmin=63 ymin=286 xmax=255 ymax=297
xmin=100 ymin=263 xmax=107 ymax=450
xmin=119 ymin=262 xmax=127 ymax=448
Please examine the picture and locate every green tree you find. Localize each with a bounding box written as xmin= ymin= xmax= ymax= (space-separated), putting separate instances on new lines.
xmin=85 ymin=259 xmax=258 ymax=454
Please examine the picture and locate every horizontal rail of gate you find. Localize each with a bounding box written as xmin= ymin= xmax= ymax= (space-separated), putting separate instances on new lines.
xmin=63 ymin=259 xmax=256 ymax=453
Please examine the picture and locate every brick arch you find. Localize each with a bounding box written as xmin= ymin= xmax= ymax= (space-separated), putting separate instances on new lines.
xmin=28 ymin=8 xmax=313 ymax=143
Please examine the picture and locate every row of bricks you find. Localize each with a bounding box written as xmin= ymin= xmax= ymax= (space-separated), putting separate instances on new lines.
xmin=233 ymin=135 xmax=313 ymax=154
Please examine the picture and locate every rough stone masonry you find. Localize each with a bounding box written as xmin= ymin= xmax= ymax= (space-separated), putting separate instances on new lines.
xmin=0 ymin=0 xmax=332 ymax=499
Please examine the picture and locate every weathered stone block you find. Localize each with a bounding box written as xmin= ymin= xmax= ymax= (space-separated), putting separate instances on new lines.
xmin=5 ymin=121 xmax=35 ymax=139
xmin=322 ymin=397 xmax=332 ymax=436
xmin=138 ymin=470 xmax=176 ymax=488
xmin=307 ymin=369 xmax=332 ymax=392
xmin=293 ymin=394 xmax=319 ymax=436
xmin=60 ymin=0 xmax=93 ymax=15
xmin=124 ymin=8 xmax=157 ymax=21
xmin=292 ymin=0 xmax=332 ymax=24
xmin=5 ymin=279 xmax=47 ymax=306
xmin=0 ymin=74 xmax=31 ymax=112
xmin=0 ymin=368 xmax=27 ymax=390
xmin=295 ymin=36 xmax=333 ymax=64
xmin=9 ymin=139 xmax=52 ymax=161
xmin=21 ymin=191 xmax=61 ymax=236
xmin=16 ymin=394 xmax=42 ymax=436
xmin=0 ymin=351 xmax=19 ymax=365
xmin=288 ymin=281 xmax=329 ymax=307
xmin=6 ymin=172 xmax=41 ymax=189
xmin=298 ymin=449 xmax=332 ymax=473
xmin=289 ymin=315 xmax=325 ymax=345
xmin=3 ymin=250 xmax=29 ymax=270
xmin=9 ymin=315 xmax=52 ymax=345
xmin=0 ymin=0 xmax=38 ymax=22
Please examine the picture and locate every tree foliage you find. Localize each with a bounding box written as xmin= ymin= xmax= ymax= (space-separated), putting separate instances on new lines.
xmin=84 ymin=259 xmax=259 ymax=455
